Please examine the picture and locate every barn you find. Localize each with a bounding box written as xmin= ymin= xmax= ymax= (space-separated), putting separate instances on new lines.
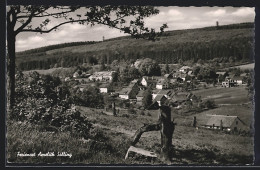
xmin=204 ymin=115 xmax=249 ymax=132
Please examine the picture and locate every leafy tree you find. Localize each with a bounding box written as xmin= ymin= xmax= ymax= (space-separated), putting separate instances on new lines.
xmin=7 ymin=5 xmax=167 ymax=109
xmin=142 ymin=88 xmax=153 ymax=109
xmin=138 ymin=58 xmax=161 ymax=76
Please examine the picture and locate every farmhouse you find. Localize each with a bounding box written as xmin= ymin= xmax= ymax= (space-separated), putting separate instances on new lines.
xmin=204 ymin=115 xmax=248 ymax=132
xmin=119 ymin=82 xmax=139 ymax=100
xmin=89 ymin=71 xmax=116 ymax=82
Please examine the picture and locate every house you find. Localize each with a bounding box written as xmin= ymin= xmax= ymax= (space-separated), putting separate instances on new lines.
xmin=99 ymin=84 xmax=111 ymax=93
xmin=89 ymin=71 xmax=116 ymax=82
xmin=216 ymin=71 xmax=227 ymax=83
xmin=64 ymin=77 xmax=71 ymax=82
xmin=164 ymin=73 xmax=173 ymax=79
xmin=156 ymin=79 xmax=169 ymax=89
xmin=136 ymin=90 xmax=145 ymax=102
xmin=204 ymin=115 xmax=249 ymax=132
xmin=232 ymin=75 xmax=243 ymax=85
xmin=119 ymin=88 xmax=132 ymax=100
xmin=141 ymin=76 xmax=160 ymax=87
xmin=153 ymin=94 xmax=167 ymax=106
xmin=179 ymin=66 xmax=191 ymax=73
xmin=171 ymin=92 xmax=190 ymax=104
xmin=222 ymin=76 xmax=235 ymax=88
xmin=157 ymin=89 xmax=175 ymax=100
xmin=73 ymin=72 xmax=80 ymax=78
xmin=119 ymin=83 xmax=139 ymax=100
xmin=74 ymin=78 xmax=89 ymax=84
xmin=172 ymin=71 xmax=187 ymax=81
xmin=152 ymin=89 xmax=161 ymax=100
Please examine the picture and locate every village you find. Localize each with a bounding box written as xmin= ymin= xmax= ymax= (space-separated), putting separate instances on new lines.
xmin=65 ymin=59 xmax=251 ymax=134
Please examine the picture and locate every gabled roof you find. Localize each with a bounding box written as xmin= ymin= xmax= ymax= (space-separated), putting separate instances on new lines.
xmin=216 ymin=71 xmax=226 ymax=75
xmin=154 ymin=94 xmax=167 ymax=102
xmin=152 ymin=89 xmax=161 ymax=94
xmin=137 ymin=90 xmax=145 ymax=97
xmin=179 ymin=66 xmax=191 ymax=70
xmin=158 ymin=89 xmax=174 ymax=96
xmin=99 ymin=84 xmax=110 ymax=88
xmin=157 ymin=78 xmax=168 ymax=85
xmin=233 ymin=76 xmax=244 ymax=80
xmin=119 ymin=88 xmax=132 ymax=95
xmin=240 ymin=73 xmax=248 ymax=77
xmin=206 ymin=115 xmax=241 ymax=127
xmin=187 ymin=71 xmax=193 ymax=75
xmin=173 ymin=72 xmax=186 ymax=78
xmin=164 ymin=74 xmax=173 ymax=78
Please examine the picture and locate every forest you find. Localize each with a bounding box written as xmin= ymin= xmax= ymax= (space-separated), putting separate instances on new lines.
xmin=16 ymin=22 xmax=254 ymax=71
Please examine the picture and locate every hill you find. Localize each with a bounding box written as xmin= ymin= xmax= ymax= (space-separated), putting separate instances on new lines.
xmin=16 ymin=22 xmax=254 ymax=71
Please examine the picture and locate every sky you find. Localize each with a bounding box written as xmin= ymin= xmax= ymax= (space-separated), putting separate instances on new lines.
xmin=14 ymin=6 xmax=255 ymax=52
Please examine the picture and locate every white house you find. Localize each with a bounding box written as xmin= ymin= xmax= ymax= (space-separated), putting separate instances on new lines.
xmin=99 ymin=84 xmax=110 ymax=93
xmin=89 ymin=71 xmax=116 ymax=82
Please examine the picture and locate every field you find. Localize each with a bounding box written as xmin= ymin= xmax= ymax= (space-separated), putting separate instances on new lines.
xmin=22 ymin=67 xmax=71 ymax=75
xmin=229 ymin=63 xmax=255 ymax=70
xmin=192 ymin=86 xmax=251 ymax=105
xmin=7 ymin=104 xmax=253 ymax=165
xmin=7 ymin=81 xmax=254 ymax=165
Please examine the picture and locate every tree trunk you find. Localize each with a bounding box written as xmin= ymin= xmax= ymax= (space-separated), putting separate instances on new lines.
xmin=131 ymin=105 xmax=175 ymax=163
xmin=159 ymin=105 xmax=175 ymax=162
xmin=7 ymin=29 xmax=16 ymax=110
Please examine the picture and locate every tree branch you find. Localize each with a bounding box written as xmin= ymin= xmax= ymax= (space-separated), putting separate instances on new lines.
xmin=15 ymin=9 xmax=37 ymax=35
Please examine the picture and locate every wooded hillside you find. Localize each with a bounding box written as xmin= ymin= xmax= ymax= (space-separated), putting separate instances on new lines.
xmin=16 ymin=22 xmax=254 ymax=71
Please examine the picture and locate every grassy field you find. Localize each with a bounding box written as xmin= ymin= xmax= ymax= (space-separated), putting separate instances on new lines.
xmin=22 ymin=67 xmax=71 ymax=75
xmin=229 ymin=63 xmax=255 ymax=70
xmin=7 ymin=84 xmax=254 ymax=165
xmin=7 ymin=103 xmax=254 ymax=165
xmin=192 ymin=86 xmax=251 ymax=105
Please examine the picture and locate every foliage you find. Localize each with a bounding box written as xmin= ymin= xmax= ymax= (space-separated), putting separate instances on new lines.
xmin=142 ymin=88 xmax=153 ymax=109
xmin=16 ymin=23 xmax=254 ymax=71
xmin=11 ymin=71 xmax=93 ymax=138
xmin=137 ymin=58 xmax=161 ymax=76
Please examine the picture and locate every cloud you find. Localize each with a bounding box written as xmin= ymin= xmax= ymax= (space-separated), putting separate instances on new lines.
xmin=16 ymin=35 xmax=47 ymax=50
xmin=205 ymin=9 xmax=226 ymax=17
xmin=231 ymin=7 xmax=255 ymax=17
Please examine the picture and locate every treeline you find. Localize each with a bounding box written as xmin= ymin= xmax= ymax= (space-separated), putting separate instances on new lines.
xmin=18 ymin=36 xmax=254 ymax=71
xmin=17 ymin=41 xmax=97 ymax=56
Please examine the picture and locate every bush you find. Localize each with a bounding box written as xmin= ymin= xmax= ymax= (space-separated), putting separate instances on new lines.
xmin=11 ymin=71 xmax=93 ymax=138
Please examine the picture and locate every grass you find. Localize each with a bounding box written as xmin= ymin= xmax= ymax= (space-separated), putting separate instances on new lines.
xmin=22 ymin=67 xmax=73 ymax=75
xmin=192 ymin=86 xmax=250 ymax=105
xmin=229 ymin=63 xmax=255 ymax=70
xmin=6 ymin=85 xmax=254 ymax=165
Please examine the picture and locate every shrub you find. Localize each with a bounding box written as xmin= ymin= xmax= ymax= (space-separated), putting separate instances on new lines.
xmin=11 ymin=71 xmax=93 ymax=138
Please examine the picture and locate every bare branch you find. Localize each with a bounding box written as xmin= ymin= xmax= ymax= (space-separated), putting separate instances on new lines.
xmin=14 ymin=9 xmax=37 ymax=35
